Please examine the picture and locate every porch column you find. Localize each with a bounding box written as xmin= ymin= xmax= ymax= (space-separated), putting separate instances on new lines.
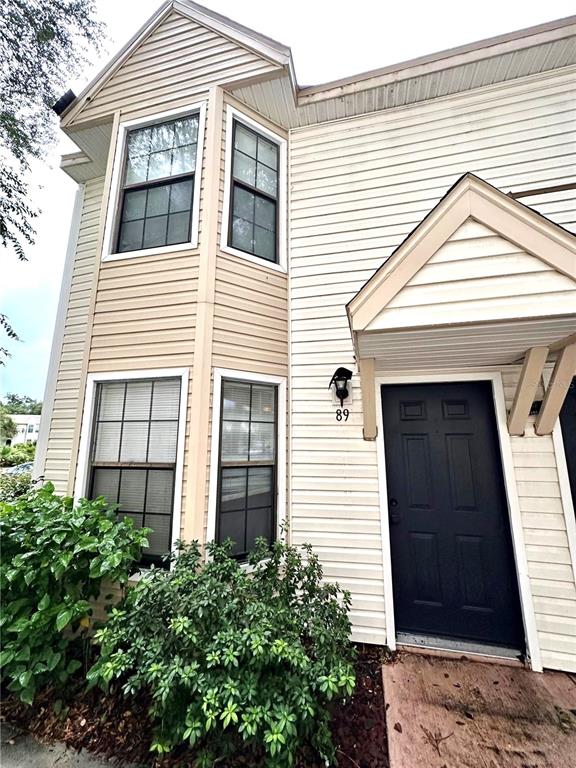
xmin=358 ymin=357 xmax=377 ymax=440
xmin=508 ymin=346 xmax=549 ymax=435
xmin=535 ymin=343 xmax=576 ymax=435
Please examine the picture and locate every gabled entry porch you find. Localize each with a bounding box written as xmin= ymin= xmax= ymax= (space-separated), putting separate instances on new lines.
xmin=347 ymin=174 xmax=576 ymax=671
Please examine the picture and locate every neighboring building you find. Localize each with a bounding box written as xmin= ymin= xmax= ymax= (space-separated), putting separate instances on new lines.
xmin=35 ymin=1 xmax=576 ymax=673
xmin=4 ymin=414 xmax=41 ymax=446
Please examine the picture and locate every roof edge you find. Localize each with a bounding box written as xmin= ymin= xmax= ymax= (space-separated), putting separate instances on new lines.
xmin=299 ymin=14 xmax=576 ymax=101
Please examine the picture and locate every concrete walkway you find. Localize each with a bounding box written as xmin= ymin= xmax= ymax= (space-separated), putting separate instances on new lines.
xmin=0 ymin=721 xmax=126 ymax=768
xmin=383 ymin=653 xmax=576 ymax=768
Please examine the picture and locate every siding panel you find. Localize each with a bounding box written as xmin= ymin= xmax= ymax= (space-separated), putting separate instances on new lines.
xmin=289 ymin=70 xmax=576 ymax=659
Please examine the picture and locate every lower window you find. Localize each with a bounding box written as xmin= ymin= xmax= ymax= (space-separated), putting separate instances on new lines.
xmin=216 ymin=378 xmax=277 ymax=558
xmin=87 ymin=377 xmax=181 ymax=567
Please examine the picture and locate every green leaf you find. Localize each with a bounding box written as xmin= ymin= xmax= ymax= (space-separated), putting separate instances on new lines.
xmin=38 ymin=593 xmax=50 ymax=611
xmin=55 ymin=609 xmax=72 ymax=632
xmin=0 ymin=649 xmax=15 ymax=669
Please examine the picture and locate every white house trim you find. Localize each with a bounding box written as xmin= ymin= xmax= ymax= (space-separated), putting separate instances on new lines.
xmin=220 ymin=105 xmax=288 ymax=272
xmin=34 ymin=184 xmax=85 ymax=480
xmin=73 ymin=367 xmax=189 ymax=556
xmin=373 ymin=369 xmax=542 ymax=671
xmin=543 ymin=368 xmax=576 ymax=610
xmin=207 ymin=367 xmax=287 ymax=547
xmin=101 ymin=101 xmax=206 ymax=262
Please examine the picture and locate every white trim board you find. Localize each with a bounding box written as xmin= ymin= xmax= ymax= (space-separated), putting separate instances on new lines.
xmin=206 ymin=367 xmax=287 ymax=548
xmin=543 ymin=367 xmax=576 ymax=617
xmin=34 ymin=184 xmax=86 ymax=480
xmin=374 ymin=370 xmax=542 ymax=672
xmin=101 ymin=101 xmax=206 ymax=262
xmin=74 ymin=367 xmax=189 ymax=556
xmin=220 ymin=105 xmax=288 ymax=272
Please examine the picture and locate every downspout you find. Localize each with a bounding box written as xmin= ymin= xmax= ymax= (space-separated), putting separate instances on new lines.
xmin=33 ymin=184 xmax=85 ymax=481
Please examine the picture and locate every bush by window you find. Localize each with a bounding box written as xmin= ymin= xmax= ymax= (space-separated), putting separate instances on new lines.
xmin=88 ymin=538 xmax=355 ymax=766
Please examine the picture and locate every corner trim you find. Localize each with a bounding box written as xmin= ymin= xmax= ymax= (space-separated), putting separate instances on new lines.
xmin=33 ymin=184 xmax=85 ymax=480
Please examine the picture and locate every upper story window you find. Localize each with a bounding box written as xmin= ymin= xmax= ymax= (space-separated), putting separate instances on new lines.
xmin=229 ymin=121 xmax=279 ymax=264
xmin=117 ymin=115 xmax=199 ymax=254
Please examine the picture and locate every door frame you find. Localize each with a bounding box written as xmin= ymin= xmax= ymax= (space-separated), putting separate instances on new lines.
xmin=374 ymin=370 xmax=542 ymax=671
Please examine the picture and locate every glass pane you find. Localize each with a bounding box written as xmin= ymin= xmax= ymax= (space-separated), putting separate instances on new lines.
xmin=151 ymin=379 xmax=180 ymax=419
xmin=247 ymin=466 xmax=273 ymax=509
xmin=231 ymin=216 xmax=253 ymax=253
xmin=146 ymin=470 xmax=174 ymax=516
xmin=144 ymin=514 xmax=172 ymax=556
xmin=254 ymin=225 xmax=275 ymax=261
xmin=254 ymin=196 xmax=275 ymax=231
xmin=143 ymin=216 xmax=168 ymax=249
xmin=125 ymin=154 xmax=149 ymax=185
xmin=232 ymin=186 xmax=254 ymax=222
xmin=120 ymin=422 xmax=149 ymax=462
xmin=257 ymin=137 xmax=278 ymax=170
xmin=118 ymin=470 xmax=147 ymax=514
xmin=175 ymin=116 xmax=198 ymax=147
xmin=251 ymin=385 xmax=275 ymax=422
xmin=169 ymin=180 xmax=193 ymax=213
xmin=167 ymin=212 xmax=190 ymax=245
xmin=91 ymin=468 xmax=120 ymax=505
xmin=221 ymin=421 xmax=249 ymax=462
xmin=123 ymin=189 xmax=147 ymax=221
xmin=256 ymin=164 xmax=277 ymax=196
xmin=147 ymin=185 xmax=170 ymax=216
xmin=94 ymin=422 xmax=121 ymax=462
xmin=220 ymin=467 xmax=247 ymax=512
xmin=172 ymin=144 xmax=196 ymax=175
xmin=124 ymin=381 xmax=152 ymax=420
xmin=148 ymin=150 xmax=172 ymax=180
xmin=246 ymin=507 xmax=273 ymax=549
xmin=150 ymin=122 xmax=174 ymax=152
xmin=118 ymin=219 xmax=144 ymax=252
xmin=219 ymin=510 xmax=245 ymax=555
xmin=148 ymin=421 xmax=178 ymax=463
xmin=222 ymin=381 xmax=251 ymax=420
xmin=98 ymin=382 xmax=125 ymax=420
xmin=234 ymin=124 xmax=257 ymax=158
xmin=127 ymin=127 xmax=151 ymax=158
xmin=249 ymin=422 xmax=275 ymax=461
xmin=233 ymin=152 xmax=256 ymax=186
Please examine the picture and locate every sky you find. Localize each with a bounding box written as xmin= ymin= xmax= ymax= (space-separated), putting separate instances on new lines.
xmin=1 ymin=0 xmax=575 ymax=400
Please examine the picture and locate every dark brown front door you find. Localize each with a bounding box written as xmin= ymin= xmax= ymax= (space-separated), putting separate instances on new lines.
xmin=381 ymin=381 xmax=524 ymax=649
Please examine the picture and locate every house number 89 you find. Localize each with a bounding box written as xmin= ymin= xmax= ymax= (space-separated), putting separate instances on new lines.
xmin=335 ymin=409 xmax=350 ymax=422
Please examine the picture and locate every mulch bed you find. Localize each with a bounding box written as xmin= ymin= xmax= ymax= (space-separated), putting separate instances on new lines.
xmin=1 ymin=645 xmax=389 ymax=768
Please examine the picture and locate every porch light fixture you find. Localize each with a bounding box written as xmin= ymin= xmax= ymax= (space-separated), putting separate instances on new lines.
xmin=329 ymin=367 xmax=353 ymax=406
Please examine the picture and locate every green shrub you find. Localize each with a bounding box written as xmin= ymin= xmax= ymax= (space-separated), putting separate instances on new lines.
xmin=0 ymin=482 xmax=149 ymax=704
xmin=88 ymin=539 xmax=355 ymax=766
xmin=0 ymin=471 xmax=32 ymax=501
xmin=0 ymin=441 xmax=36 ymax=467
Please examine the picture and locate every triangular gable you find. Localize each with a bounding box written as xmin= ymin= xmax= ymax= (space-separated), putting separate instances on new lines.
xmin=62 ymin=0 xmax=293 ymax=128
xmin=347 ymin=173 xmax=576 ymax=332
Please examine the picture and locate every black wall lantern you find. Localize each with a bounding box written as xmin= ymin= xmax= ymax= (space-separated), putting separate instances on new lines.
xmin=329 ymin=367 xmax=353 ymax=406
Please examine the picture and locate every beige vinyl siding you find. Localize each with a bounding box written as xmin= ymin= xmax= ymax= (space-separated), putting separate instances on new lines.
xmin=503 ymin=369 xmax=576 ymax=673
xmin=289 ymin=70 xmax=576 ymax=655
xmin=43 ymin=178 xmax=104 ymax=492
xmin=367 ymin=219 xmax=576 ymax=330
xmin=75 ymin=11 xmax=281 ymax=125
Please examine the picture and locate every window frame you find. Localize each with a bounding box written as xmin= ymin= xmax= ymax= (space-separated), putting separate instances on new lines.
xmin=102 ymin=103 xmax=206 ymax=262
xmin=74 ymin=368 xmax=189 ymax=567
xmin=221 ymin=106 xmax=287 ymax=273
xmin=207 ymin=368 xmax=287 ymax=556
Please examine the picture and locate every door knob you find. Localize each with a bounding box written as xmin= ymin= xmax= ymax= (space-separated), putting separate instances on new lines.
xmin=388 ymin=499 xmax=400 ymax=524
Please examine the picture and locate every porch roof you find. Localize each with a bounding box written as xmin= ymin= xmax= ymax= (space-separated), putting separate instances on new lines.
xmin=348 ymin=174 xmax=576 ymax=439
